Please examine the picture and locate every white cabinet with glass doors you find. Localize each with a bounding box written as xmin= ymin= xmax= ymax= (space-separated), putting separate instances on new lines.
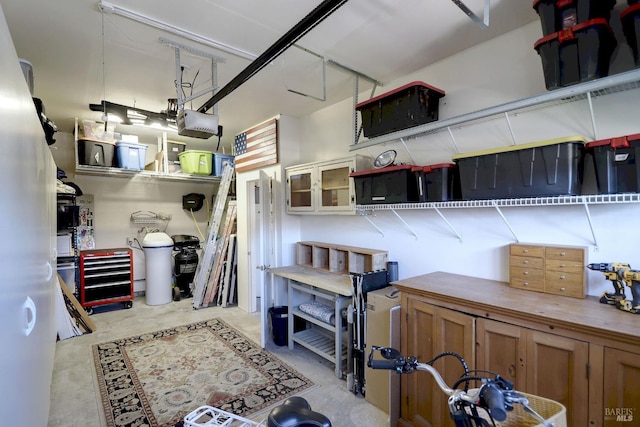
xmin=285 ymin=155 xmax=371 ymax=214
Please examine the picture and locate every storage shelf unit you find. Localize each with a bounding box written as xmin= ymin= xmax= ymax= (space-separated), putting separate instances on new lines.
xmin=79 ymin=248 xmax=133 ymax=312
xmin=73 ymin=118 xmax=222 ymax=183
xmin=285 ymin=155 xmax=372 ymax=215
xmin=56 ymin=193 xmax=79 ymax=292
xmin=288 ymin=281 xmax=351 ymax=378
xmin=355 ymin=193 xmax=640 ymax=247
xmin=350 ymin=68 xmax=640 ymax=151
xmin=296 ymin=241 xmax=388 ymax=274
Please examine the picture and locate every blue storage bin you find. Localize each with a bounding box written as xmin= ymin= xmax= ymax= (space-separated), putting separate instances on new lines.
xmin=116 ymin=141 xmax=147 ymax=170
xmin=213 ymin=153 xmax=235 ymax=176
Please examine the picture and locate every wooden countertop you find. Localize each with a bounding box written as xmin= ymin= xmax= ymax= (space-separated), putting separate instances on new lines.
xmin=269 ymin=265 xmax=353 ymax=296
xmin=393 ymin=271 xmax=640 ymax=346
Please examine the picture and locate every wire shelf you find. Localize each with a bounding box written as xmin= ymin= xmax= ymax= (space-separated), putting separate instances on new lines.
xmin=350 ymin=68 xmax=640 ymax=150
xmin=356 ymin=193 xmax=640 ymax=213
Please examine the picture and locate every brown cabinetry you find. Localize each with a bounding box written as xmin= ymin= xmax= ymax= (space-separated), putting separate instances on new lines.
xmin=602 ymin=348 xmax=640 ymax=426
xmin=394 ymin=272 xmax=640 ymax=427
xmin=476 ymin=318 xmax=588 ymax=426
xmin=400 ymin=297 xmax=474 ymax=427
xmin=509 ymin=243 xmax=587 ymax=298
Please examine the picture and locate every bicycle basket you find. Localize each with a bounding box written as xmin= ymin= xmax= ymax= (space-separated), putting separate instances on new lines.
xmin=481 ymin=392 xmax=567 ymax=427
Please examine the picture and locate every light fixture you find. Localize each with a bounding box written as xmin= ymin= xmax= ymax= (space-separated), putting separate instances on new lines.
xmin=90 ymin=100 xmax=178 ymax=131
xmin=98 ymin=0 xmax=257 ymax=60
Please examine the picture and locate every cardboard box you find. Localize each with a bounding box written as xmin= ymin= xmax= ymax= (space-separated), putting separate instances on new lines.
xmin=365 ymin=286 xmax=401 ymax=421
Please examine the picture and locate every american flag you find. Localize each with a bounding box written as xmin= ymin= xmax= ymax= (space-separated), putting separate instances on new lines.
xmin=233 ymin=118 xmax=278 ymax=173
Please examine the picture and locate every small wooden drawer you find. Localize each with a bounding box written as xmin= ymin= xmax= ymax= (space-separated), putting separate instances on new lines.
xmin=545 ymin=246 xmax=585 ymax=262
xmin=510 ymin=255 xmax=544 ymax=269
xmin=545 ymin=259 xmax=584 ymax=272
xmin=510 ymin=276 xmax=545 ymax=292
xmin=510 ymin=244 xmax=545 ymax=258
xmin=544 ymin=270 xmax=585 ymax=298
xmin=510 ymin=266 xmax=544 ymax=281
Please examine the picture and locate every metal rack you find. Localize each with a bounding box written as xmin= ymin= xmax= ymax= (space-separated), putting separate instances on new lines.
xmin=356 ymin=193 xmax=640 ymax=249
xmin=349 ymin=68 xmax=640 ymax=151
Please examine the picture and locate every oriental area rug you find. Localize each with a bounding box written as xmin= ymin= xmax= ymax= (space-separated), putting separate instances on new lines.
xmin=93 ymin=318 xmax=314 ymax=427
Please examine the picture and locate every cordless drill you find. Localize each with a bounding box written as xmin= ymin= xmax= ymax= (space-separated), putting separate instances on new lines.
xmin=587 ymin=263 xmax=640 ymax=314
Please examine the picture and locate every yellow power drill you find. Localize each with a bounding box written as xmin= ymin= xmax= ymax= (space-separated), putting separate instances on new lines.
xmin=587 ymin=263 xmax=640 ymax=314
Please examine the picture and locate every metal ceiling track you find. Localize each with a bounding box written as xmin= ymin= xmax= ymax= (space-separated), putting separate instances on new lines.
xmin=198 ymin=0 xmax=350 ymax=113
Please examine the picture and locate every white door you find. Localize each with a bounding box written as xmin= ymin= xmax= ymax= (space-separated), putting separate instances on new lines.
xmin=253 ymin=171 xmax=277 ymax=348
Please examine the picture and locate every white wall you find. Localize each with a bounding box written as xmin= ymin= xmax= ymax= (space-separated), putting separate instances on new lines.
xmin=282 ymin=20 xmax=640 ymax=299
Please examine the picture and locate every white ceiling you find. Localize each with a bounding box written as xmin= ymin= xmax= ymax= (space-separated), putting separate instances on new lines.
xmin=1 ymin=0 xmax=538 ymax=147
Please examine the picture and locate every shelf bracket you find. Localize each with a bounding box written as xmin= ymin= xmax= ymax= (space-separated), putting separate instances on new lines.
xmin=360 ymin=212 xmax=384 ymax=237
xmin=451 ymin=0 xmax=490 ymax=29
xmin=582 ymin=200 xmax=599 ymax=250
xmin=447 ymin=126 xmax=461 ymax=154
xmin=504 ymin=112 xmax=517 ymax=145
xmin=433 ymin=207 xmax=463 ymax=242
xmin=587 ymin=91 xmax=598 ymax=140
xmin=492 ymin=201 xmax=519 ymax=242
xmin=390 ymin=208 xmax=418 ymax=238
xmin=399 ymin=138 xmax=417 ymax=165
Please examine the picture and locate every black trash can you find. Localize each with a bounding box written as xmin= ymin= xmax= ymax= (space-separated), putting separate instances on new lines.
xmin=268 ymin=306 xmax=289 ymax=346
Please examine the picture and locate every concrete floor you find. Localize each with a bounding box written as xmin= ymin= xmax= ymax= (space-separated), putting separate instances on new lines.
xmin=48 ymin=296 xmax=389 ymax=426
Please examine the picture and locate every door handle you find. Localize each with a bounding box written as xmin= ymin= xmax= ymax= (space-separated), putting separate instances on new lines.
xmin=23 ymin=296 xmax=37 ymax=336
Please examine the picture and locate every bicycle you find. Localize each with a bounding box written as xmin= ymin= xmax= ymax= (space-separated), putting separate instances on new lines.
xmin=180 ymin=346 xmax=565 ymax=427
xmin=367 ymin=346 xmax=566 ymax=427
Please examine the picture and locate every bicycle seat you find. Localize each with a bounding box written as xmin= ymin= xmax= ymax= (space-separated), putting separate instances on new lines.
xmin=267 ymin=396 xmax=331 ymax=427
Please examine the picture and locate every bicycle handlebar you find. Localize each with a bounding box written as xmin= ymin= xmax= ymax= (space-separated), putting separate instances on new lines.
xmin=367 ymin=346 xmax=555 ymax=426
xmin=480 ymin=383 xmax=507 ymax=421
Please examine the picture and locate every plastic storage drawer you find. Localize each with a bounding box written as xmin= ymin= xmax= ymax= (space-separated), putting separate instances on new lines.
xmin=534 ymin=18 xmax=616 ymax=90
xmin=412 ymin=163 xmax=461 ymax=202
xmin=77 ymin=138 xmax=115 ymax=167
xmin=533 ymin=0 xmax=616 ymax=36
xmin=213 ymin=153 xmax=234 ymax=176
xmin=115 ymin=141 xmax=147 ymax=170
xmin=585 ymin=133 xmax=640 ymax=194
xmin=178 ymin=150 xmax=213 ymax=175
xmin=452 ymin=136 xmax=586 ymax=200
xmin=350 ymin=165 xmax=420 ymax=204
xmin=355 ymin=81 xmax=445 ymax=138
xmin=622 ymin=4 xmax=640 ymax=67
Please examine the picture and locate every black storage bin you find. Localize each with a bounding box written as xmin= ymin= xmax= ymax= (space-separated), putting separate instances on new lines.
xmin=268 ymin=306 xmax=289 ymax=346
xmin=356 ymin=81 xmax=445 ymax=138
xmin=585 ymin=133 xmax=640 ymax=193
xmin=77 ymin=138 xmax=115 ymax=167
xmin=350 ymin=165 xmax=420 ymax=204
xmin=412 ymin=163 xmax=462 ymax=202
xmin=534 ymin=18 xmax=616 ymax=90
xmin=533 ymin=0 xmax=616 ymax=36
xmin=452 ymin=136 xmax=586 ymax=200
xmin=621 ymin=4 xmax=640 ymax=67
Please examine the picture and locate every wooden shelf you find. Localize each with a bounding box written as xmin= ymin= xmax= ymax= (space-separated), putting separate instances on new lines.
xmin=296 ymin=241 xmax=388 ymax=274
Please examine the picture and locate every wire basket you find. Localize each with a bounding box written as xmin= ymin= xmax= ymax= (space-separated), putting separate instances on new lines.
xmin=484 ymin=392 xmax=567 ymax=427
xmin=183 ymin=405 xmax=265 ymax=427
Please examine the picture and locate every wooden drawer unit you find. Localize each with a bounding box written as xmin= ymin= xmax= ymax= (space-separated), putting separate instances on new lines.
xmin=509 ymin=243 xmax=587 ymax=298
xmin=509 ymin=244 xmax=545 ymax=292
